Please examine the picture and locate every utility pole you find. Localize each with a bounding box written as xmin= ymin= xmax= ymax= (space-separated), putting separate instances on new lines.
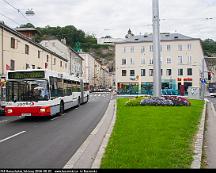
xmin=152 ymin=0 xmax=161 ymax=97
xmin=201 ymin=58 xmax=205 ymax=100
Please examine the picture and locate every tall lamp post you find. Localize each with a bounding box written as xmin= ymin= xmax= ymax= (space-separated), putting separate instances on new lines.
xmin=152 ymin=0 xmax=161 ymax=97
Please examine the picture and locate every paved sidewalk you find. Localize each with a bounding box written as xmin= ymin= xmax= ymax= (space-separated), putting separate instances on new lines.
xmin=64 ymin=98 xmax=116 ymax=168
xmin=205 ymin=101 xmax=216 ymax=168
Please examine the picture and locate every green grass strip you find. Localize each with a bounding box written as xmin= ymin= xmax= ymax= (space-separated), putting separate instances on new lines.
xmin=101 ymin=98 xmax=204 ymax=168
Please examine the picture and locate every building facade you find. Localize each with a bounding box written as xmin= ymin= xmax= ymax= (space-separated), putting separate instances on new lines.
xmin=40 ymin=39 xmax=83 ymax=77
xmin=79 ymin=52 xmax=111 ymax=90
xmin=115 ymin=32 xmax=206 ymax=95
xmin=0 ymin=22 xmax=68 ymax=77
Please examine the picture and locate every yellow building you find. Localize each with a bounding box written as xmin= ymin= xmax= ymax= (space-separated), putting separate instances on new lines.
xmin=0 ymin=22 xmax=68 ymax=78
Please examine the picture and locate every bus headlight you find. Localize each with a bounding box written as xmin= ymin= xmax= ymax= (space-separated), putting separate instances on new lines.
xmin=40 ymin=108 xmax=46 ymax=113
xmin=7 ymin=109 xmax=13 ymax=113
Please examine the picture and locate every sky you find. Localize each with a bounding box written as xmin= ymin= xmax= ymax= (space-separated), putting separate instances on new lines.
xmin=1 ymin=0 xmax=216 ymax=40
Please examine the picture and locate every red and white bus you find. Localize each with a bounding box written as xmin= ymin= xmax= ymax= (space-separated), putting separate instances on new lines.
xmin=4 ymin=69 xmax=90 ymax=117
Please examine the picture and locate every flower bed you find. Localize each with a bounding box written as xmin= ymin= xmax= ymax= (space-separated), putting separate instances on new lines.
xmin=125 ymin=96 xmax=191 ymax=106
xmin=141 ymin=96 xmax=191 ymax=106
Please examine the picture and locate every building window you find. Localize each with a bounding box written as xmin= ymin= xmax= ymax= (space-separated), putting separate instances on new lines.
xmin=124 ymin=47 xmax=126 ymax=53
xmin=60 ymin=61 xmax=63 ymax=67
xmin=122 ymin=70 xmax=127 ymax=76
xmin=187 ymin=68 xmax=192 ymax=75
xmin=166 ymin=69 xmax=172 ymax=76
xmin=65 ymin=63 xmax=67 ymax=69
xmin=167 ymin=45 xmax=171 ymax=51
xmin=178 ymin=69 xmax=183 ymax=76
xmin=141 ymin=69 xmax=145 ymax=76
xmin=32 ymin=65 xmax=35 ymax=69
xmin=141 ymin=46 xmax=145 ymax=53
xmin=10 ymin=60 xmax=15 ymax=70
xmin=149 ymin=69 xmax=153 ymax=76
xmin=26 ymin=64 xmax=30 ymax=69
xmin=47 ymin=55 xmax=49 ymax=62
xmin=53 ymin=58 xmax=56 ymax=65
xmin=150 ymin=45 xmax=153 ymax=52
xmin=161 ymin=69 xmax=163 ymax=76
xmin=178 ymin=44 xmax=183 ymax=51
xmin=130 ymin=47 xmax=134 ymax=53
xmin=130 ymin=58 xmax=134 ymax=65
xmin=160 ymin=45 xmax=162 ymax=52
xmin=167 ymin=57 xmax=171 ymax=64
xmin=122 ymin=59 xmax=126 ymax=65
xmin=38 ymin=50 xmax=41 ymax=58
xmin=187 ymin=44 xmax=192 ymax=50
xmin=25 ymin=44 xmax=29 ymax=54
xmin=149 ymin=58 xmax=153 ymax=64
xmin=188 ymin=56 xmax=192 ymax=64
xmin=130 ymin=70 xmax=135 ymax=76
xmin=11 ymin=37 xmax=15 ymax=49
xmin=141 ymin=57 xmax=145 ymax=64
xmin=178 ymin=56 xmax=183 ymax=64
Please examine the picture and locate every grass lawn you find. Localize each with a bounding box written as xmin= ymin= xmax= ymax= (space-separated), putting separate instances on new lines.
xmin=101 ymin=98 xmax=204 ymax=168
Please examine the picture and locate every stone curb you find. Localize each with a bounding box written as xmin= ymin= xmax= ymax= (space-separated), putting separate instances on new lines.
xmin=63 ymin=96 xmax=116 ymax=168
xmin=91 ymin=99 xmax=116 ymax=168
xmin=191 ymin=100 xmax=207 ymax=168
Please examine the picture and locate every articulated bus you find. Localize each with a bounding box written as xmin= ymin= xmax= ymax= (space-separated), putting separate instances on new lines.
xmin=4 ymin=69 xmax=90 ymax=117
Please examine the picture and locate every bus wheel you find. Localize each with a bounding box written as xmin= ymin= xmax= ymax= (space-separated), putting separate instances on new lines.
xmin=59 ymin=101 xmax=64 ymax=115
xmin=78 ymin=97 xmax=81 ymax=107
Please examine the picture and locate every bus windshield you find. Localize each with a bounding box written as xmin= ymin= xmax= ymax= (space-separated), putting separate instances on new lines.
xmin=6 ymin=80 xmax=49 ymax=102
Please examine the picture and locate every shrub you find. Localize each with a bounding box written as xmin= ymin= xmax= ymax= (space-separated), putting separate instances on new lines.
xmin=125 ymin=96 xmax=149 ymax=106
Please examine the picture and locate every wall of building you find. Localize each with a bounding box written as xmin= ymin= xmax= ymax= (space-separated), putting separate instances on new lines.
xmin=115 ymin=39 xmax=204 ymax=94
xmin=0 ymin=27 xmax=67 ymax=76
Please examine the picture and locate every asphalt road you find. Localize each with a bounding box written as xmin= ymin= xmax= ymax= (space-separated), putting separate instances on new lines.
xmin=0 ymin=92 xmax=111 ymax=168
xmin=205 ymin=96 xmax=216 ymax=168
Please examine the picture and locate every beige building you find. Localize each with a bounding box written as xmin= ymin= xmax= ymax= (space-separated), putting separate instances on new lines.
xmin=0 ymin=22 xmax=68 ymax=77
xmin=40 ymin=39 xmax=83 ymax=77
xmin=115 ymin=32 xmax=206 ymax=95
xmin=79 ymin=52 xmax=111 ymax=90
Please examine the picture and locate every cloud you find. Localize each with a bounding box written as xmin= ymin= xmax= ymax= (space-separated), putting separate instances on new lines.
xmin=0 ymin=0 xmax=216 ymax=40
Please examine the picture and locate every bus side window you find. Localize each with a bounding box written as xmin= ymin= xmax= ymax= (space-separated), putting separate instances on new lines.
xmin=57 ymin=78 xmax=64 ymax=97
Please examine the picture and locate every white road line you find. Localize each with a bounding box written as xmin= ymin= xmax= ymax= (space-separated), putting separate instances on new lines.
xmin=0 ymin=120 xmax=8 ymax=124
xmin=0 ymin=131 xmax=26 ymax=143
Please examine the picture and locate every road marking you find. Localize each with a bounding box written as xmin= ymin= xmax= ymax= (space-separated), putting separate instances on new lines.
xmin=0 ymin=120 xmax=8 ymax=124
xmin=51 ymin=116 xmax=60 ymax=121
xmin=0 ymin=131 xmax=26 ymax=143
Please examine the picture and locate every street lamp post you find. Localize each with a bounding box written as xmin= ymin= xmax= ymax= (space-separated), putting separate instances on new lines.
xmin=152 ymin=0 xmax=161 ymax=97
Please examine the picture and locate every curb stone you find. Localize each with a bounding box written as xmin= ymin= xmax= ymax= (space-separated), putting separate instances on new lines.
xmin=63 ymin=96 xmax=116 ymax=168
xmin=191 ymin=100 xmax=207 ymax=168
xmin=91 ymin=99 xmax=116 ymax=168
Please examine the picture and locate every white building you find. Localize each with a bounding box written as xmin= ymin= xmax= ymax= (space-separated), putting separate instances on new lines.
xmin=115 ymin=32 xmax=207 ymax=95
xmin=40 ymin=39 xmax=83 ymax=77
xmin=97 ymin=36 xmax=125 ymax=45
xmin=79 ymin=52 xmax=111 ymax=90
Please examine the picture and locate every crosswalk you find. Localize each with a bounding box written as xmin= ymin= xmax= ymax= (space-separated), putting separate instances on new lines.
xmin=89 ymin=92 xmax=111 ymax=102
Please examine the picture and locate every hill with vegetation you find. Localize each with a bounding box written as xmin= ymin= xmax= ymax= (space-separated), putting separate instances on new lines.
xmin=19 ymin=23 xmax=115 ymax=71
xmin=201 ymin=39 xmax=216 ymax=57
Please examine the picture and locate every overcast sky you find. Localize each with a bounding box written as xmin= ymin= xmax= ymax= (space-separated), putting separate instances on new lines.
xmin=1 ymin=0 xmax=216 ymax=40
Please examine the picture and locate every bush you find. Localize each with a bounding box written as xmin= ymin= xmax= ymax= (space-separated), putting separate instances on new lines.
xmin=140 ymin=96 xmax=191 ymax=106
xmin=125 ymin=96 xmax=149 ymax=106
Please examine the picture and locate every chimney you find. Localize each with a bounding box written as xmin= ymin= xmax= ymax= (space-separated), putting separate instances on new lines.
xmin=61 ymin=38 xmax=67 ymax=45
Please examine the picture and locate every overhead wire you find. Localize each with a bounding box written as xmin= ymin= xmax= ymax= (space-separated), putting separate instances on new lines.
xmin=1 ymin=0 xmax=31 ymax=23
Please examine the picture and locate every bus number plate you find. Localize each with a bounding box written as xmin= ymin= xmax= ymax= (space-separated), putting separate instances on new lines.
xmin=22 ymin=113 xmax=31 ymax=116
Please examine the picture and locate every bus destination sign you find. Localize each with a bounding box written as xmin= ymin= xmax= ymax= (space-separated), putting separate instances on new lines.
xmin=8 ymin=71 xmax=45 ymax=79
